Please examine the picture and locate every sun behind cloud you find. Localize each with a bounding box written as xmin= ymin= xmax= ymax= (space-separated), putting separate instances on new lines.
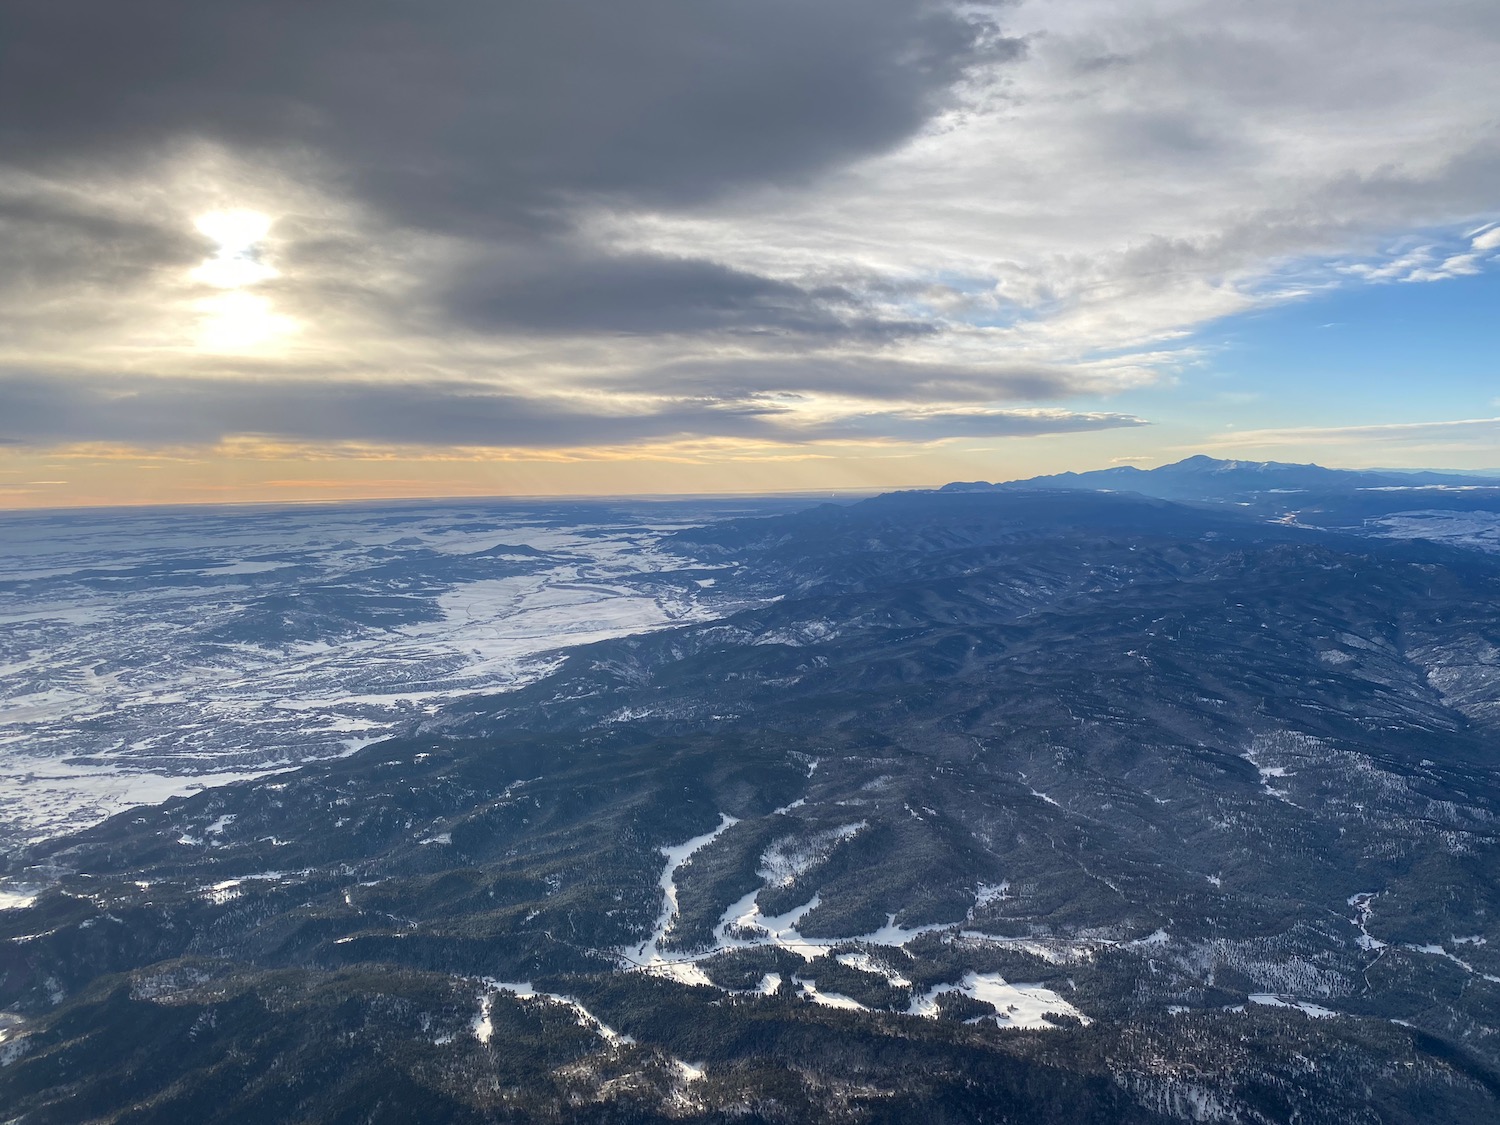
xmin=194 ymin=291 xmax=297 ymax=351
xmin=191 ymin=209 xmax=278 ymax=288
xmin=189 ymin=209 xmax=296 ymax=350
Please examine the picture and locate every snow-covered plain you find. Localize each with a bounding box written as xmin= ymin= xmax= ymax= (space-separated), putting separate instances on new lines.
xmin=1367 ymin=510 xmax=1500 ymax=554
xmin=0 ymin=498 xmax=784 ymax=848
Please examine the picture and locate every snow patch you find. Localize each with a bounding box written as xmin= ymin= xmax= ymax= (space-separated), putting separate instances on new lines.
xmin=836 ymin=951 xmax=912 ymax=987
xmin=794 ymin=978 xmax=867 ymax=1011
xmin=970 ymin=881 xmax=1010 ymax=914
xmin=758 ymin=821 xmax=864 ymax=888
xmin=717 ymin=893 xmax=951 ymax=962
xmin=473 ymin=980 xmax=633 ymax=1047
xmin=1248 ymin=993 xmax=1337 ymax=1019
xmin=909 ymin=972 xmax=1089 ymax=1028
xmin=625 ymin=814 xmax=739 ymax=977
xmin=0 ymin=888 xmax=39 ymax=911
xmin=1242 ymin=742 xmax=1297 ymax=803
xmin=1350 ymin=892 xmax=1387 ymax=951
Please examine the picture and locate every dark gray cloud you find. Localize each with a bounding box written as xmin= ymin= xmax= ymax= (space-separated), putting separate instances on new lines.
xmin=0 ymin=191 xmax=198 ymax=294
xmin=0 ymin=371 xmax=769 ymax=448
xmin=443 ymin=249 xmax=930 ymax=339
xmin=1 ymin=0 xmax=1013 ymax=232
xmin=0 ymin=370 xmax=1144 ymax=449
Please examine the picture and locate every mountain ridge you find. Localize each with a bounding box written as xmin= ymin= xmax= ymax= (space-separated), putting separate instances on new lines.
xmin=940 ymin=454 xmax=1500 ymax=502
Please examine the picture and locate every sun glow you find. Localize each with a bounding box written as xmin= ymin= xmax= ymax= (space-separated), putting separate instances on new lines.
xmin=194 ymin=291 xmax=297 ymax=351
xmin=188 ymin=209 xmax=295 ymax=349
xmin=190 ymin=209 xmax=278 ymax=288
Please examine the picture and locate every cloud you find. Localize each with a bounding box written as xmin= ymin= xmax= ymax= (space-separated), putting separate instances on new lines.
xmin=630 ymin=356 xmax=1093 ymax=404
xmin=1402 ymin=252 xmax=1483 ymax=283
xmin=440 ymin=248 xmax=928 ymax=340
xmin=595 ymin=0 xmax=1500 ymax=353
xmin=1338 ymin=238 xmax=1490 ymax=284
xmin=1203 ymin=417 xmax=1500 ymax=450
xmin=0 ymin=0 xmax=1006 ymax=232
xmin=0 ymin=371 xmax=767 ymax=449
xmin=0 ymin=370 xmax=1145 ymax=449
xmin=0 ymin=189 xmax=199 ymax=295
xmin=804 ymin=408 xmax=1148 ymax=441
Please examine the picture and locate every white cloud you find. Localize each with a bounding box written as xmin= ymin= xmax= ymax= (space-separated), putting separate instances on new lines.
xmin=1338 ymin=247 xmax=1438 ymax=282
xmin=1471 ymin=226 xmax=1500 ymax=252
xmin=1403 ymin=252 xmax=1483 ymax=282
xmin=1338 ymin=241 xmax=1491 ymax=284
xmin=1203 ymin=417 xmax=1500 ymax=451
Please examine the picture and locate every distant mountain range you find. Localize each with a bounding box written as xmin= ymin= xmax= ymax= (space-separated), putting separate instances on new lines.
xmin=942 ymin=454 xmax=1500 ymax=503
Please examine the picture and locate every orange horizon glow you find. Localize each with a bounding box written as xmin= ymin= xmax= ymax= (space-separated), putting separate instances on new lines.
xmin=5 ymin=422 xmax=1500 ymax=512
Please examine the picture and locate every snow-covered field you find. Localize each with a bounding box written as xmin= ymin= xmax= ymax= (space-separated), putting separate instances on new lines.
xmin=0 ymin=498 xmax=781 ymax=848
xmin=1367 ymin=509 xmax=1500 ymax=554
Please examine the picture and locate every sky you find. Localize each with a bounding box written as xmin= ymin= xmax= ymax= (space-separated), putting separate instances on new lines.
xmin=1 ymin=0 xmax=1497 ymax=508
